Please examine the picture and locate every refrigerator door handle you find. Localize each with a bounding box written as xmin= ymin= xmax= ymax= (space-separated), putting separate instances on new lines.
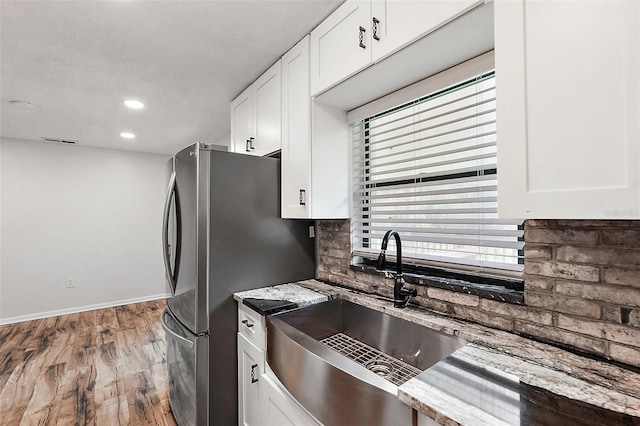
xmin=162 ymin=308 xmax=195 ymax=349
xmin=162 ymin=171 xmax=178 ymax=295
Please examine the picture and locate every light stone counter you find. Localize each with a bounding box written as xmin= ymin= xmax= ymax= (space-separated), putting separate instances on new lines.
xmin=233 ymin=281 xmax=333 ymax=309
xmin=236 ymin=280 xmax=640 ymax=425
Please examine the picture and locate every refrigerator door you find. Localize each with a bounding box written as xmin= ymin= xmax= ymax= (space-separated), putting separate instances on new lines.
xmin=165 ymin=143 xmax=208 ymax=334
xmin=162 ymin=308 xmax=209 ymax=426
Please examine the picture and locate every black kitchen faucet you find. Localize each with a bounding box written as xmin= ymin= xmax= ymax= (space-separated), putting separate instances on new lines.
xmin=375 ymin=230 xmax=417 ymax=308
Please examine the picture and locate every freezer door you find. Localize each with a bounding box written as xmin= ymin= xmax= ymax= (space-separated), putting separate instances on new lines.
xmin=162 ymin=308 xmax=208 ymax=426
xmin=166 ymin=143 xmax=205 ymax=333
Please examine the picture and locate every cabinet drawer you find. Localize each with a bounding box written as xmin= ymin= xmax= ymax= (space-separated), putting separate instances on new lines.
xmin=238 ymin=303 xmax=265 ymax=350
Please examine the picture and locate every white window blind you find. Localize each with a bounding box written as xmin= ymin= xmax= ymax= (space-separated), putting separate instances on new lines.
xmin=351 ymin=71 xmax=524 ymax=278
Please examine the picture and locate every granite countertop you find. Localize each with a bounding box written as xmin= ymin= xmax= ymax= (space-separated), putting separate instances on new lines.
xmin=235 ymin=280 xmax=640 ymax=425
xmin=233 ymin=282 xmax=332 ymax=314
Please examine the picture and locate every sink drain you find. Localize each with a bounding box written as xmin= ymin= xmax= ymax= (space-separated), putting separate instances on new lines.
xmin=365 ymin=359 xmax=394 ymax=378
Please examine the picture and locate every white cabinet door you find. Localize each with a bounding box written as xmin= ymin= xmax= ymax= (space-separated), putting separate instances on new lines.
xmin=238 ymin=333 xmax=263 ymax=426
xmin=310 ymin=0 xmax=371 ymax=96
xmin=253 ymin=60 xmax=282 ymax=156
xmin=261 ymin=373 xmax=320 ymax=426
xmin=230 ymin=86 xmax=253 ymax=154
xmin=371 ymin=0 xmax=483 ymax=62
xmin=282 ymin=36 xmax=312 ymax=218
xmin=282 ymin=36 xmax=350 ymax=219
xmin=495 ymin=0 xmax=640 ymax=219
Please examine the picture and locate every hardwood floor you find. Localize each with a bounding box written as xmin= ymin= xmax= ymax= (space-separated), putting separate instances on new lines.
xmin=0 ymin=299 xmax=177 ymax=426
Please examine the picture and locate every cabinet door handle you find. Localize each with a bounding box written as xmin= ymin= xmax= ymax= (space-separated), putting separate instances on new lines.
xmin=359 ymin=26 xmax=366 ymax=49
xmin=250 ymin=364 xmax=259 ymax=383
xmin=299 ymin=189 xmax=306 ymax=206
xmin=249 ymin=137 xmax=255 ymax=150
xmin=241 ymin=319 xmax=254 ymax=328
xmin=372 ymin=17 xmax=380 ymax=41
xmin=245 ymin=139 xmax=251 ymax=152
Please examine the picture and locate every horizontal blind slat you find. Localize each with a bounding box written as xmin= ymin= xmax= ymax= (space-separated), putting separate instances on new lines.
xmin=359 ymin=196 xmax=498 ymax=208
xmin=359 ymin=237 xmax=523 ymax=250
xmin=352 ymin=130 xmax=497 ymax=165
xmin=354 ymin=207 xmax=498 ymax=215
xmin=354 ymin=161 xmax=496 ymax=184
xmin=367 ymin=97 xmax=496 ymax=139
xmin=363 ymin=86 xmax=496 ymax=133
xmin=353 ymin=174 xmax=496 ymax=195
xmin=358 ymin=164 xmax=497 ymax=188
xmin=352 ymin=226 xmax=523 ymax=238
xmin=354 ymin=185 xmax=497 ymax=201
xmin=351 ymin=218 xmax=523 ymax=226
xmin=357 ymin=125 xmax=496 ymax=157
xmin=353 ymin=141 xmax=497 ymax=174
xmin=365 ymin=109 xmax=497 ymax=149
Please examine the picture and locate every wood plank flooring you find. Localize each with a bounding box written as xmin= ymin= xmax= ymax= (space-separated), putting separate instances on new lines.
xmin=0 ymin=299 xmax=177 ymax=426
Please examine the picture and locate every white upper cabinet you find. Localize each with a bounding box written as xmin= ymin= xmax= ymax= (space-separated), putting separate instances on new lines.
xmin=495 ymin=0 xmax=640 ymax=219
xmin=310 ymin=0 xmax=484 ymax=96
xmin=310 ymin=1 xmax=371 ymax=97
xmin=281 ymin=36 xmax=312 ymax=218
xmin=230 ymin=86 xmax=253 ymax=155
xmin=253 ymin=61 xmax=282 ymax=156
xmin=370 ymin=0 xmax=482 ymax=62
xmin=230 ymin=61 xmax=282 ymax=156
xmin=281 ymin=36 xmax=350 ymax=219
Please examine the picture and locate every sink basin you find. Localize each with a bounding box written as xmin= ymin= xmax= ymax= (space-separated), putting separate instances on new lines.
xmin=266 ymin=299 xmax=467 ymax=425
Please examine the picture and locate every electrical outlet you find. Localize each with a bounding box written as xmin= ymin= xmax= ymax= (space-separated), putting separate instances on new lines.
xmin=66 ymin=277 xmax=75 ymax=288
xmin=309 ymin=225 xmax=315 ymax=238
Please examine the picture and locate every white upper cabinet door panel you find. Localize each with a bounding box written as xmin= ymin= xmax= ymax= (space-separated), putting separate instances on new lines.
xmin=525 ymin=1 xmax=635 ymax=193
xmin=371 ymin=0 xmax=483 ymax=62
xmin=282 ymin=36 xmax=312 ymax=219
xmin=253 ymin=60 xmax=282 ymax=156
xmin=495 ymin=0 xmax=640 ymax=219
xmin=230 ymin=86 xmax=253 ymax=154
xmin=310 ymin=0 xmax=372 ymax=96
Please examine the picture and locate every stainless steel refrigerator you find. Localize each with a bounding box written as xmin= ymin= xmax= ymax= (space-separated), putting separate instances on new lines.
xmin=160 ymin=143 xmax=316 ymax=426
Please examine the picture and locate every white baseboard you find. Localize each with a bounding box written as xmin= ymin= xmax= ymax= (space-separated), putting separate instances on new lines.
xmin=0 ymin=293 xmax=172 ymax=326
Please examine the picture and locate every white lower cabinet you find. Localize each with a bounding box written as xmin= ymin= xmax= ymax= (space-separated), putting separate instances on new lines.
xmin=237 ymin=303 xmax=322 ymax=426
xmin=238 ymin=333 xmax=263 ymax=426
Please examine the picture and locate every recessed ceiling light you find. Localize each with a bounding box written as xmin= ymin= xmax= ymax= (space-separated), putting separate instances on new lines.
xmin=123 ymin=100 xmax=144 ymax=109
xmin=120 ymin=132 xmax=136 ymax=139
xmin=9 ymin=100 xmax=35 ymax=109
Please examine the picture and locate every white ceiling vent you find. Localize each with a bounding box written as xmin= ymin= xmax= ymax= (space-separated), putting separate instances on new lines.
xmin=41 ymin=137 xmax=78 ymax=145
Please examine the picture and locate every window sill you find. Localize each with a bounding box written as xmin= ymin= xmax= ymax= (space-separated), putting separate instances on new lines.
xmin=350 ymin=263 xmax=524 ymax=305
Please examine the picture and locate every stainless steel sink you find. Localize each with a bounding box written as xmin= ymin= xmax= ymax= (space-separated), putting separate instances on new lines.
xmin=266 ymin=299 xmax=467 ymax=425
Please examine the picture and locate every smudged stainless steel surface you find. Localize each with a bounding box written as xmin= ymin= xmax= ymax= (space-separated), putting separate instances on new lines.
xmin=266 ymin=299 xmax=467 ymax=426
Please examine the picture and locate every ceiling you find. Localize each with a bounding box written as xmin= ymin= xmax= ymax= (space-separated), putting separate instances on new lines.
xmin=0 ymin=0 xmax=343 ymax=155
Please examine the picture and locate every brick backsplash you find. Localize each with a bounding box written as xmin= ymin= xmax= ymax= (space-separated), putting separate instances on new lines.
xmin=315 ymin=219 xmax=640 ymax=368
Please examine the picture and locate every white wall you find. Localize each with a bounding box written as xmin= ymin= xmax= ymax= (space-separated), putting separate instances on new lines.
xmin=0 ymin=138 xmax=171 ymax=322
xmin=213 ymin=132 xmax=231 ymax=150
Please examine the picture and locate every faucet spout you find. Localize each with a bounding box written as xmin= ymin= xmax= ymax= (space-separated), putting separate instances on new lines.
xmin=375 ymin=230 xmax=416 ymax=308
